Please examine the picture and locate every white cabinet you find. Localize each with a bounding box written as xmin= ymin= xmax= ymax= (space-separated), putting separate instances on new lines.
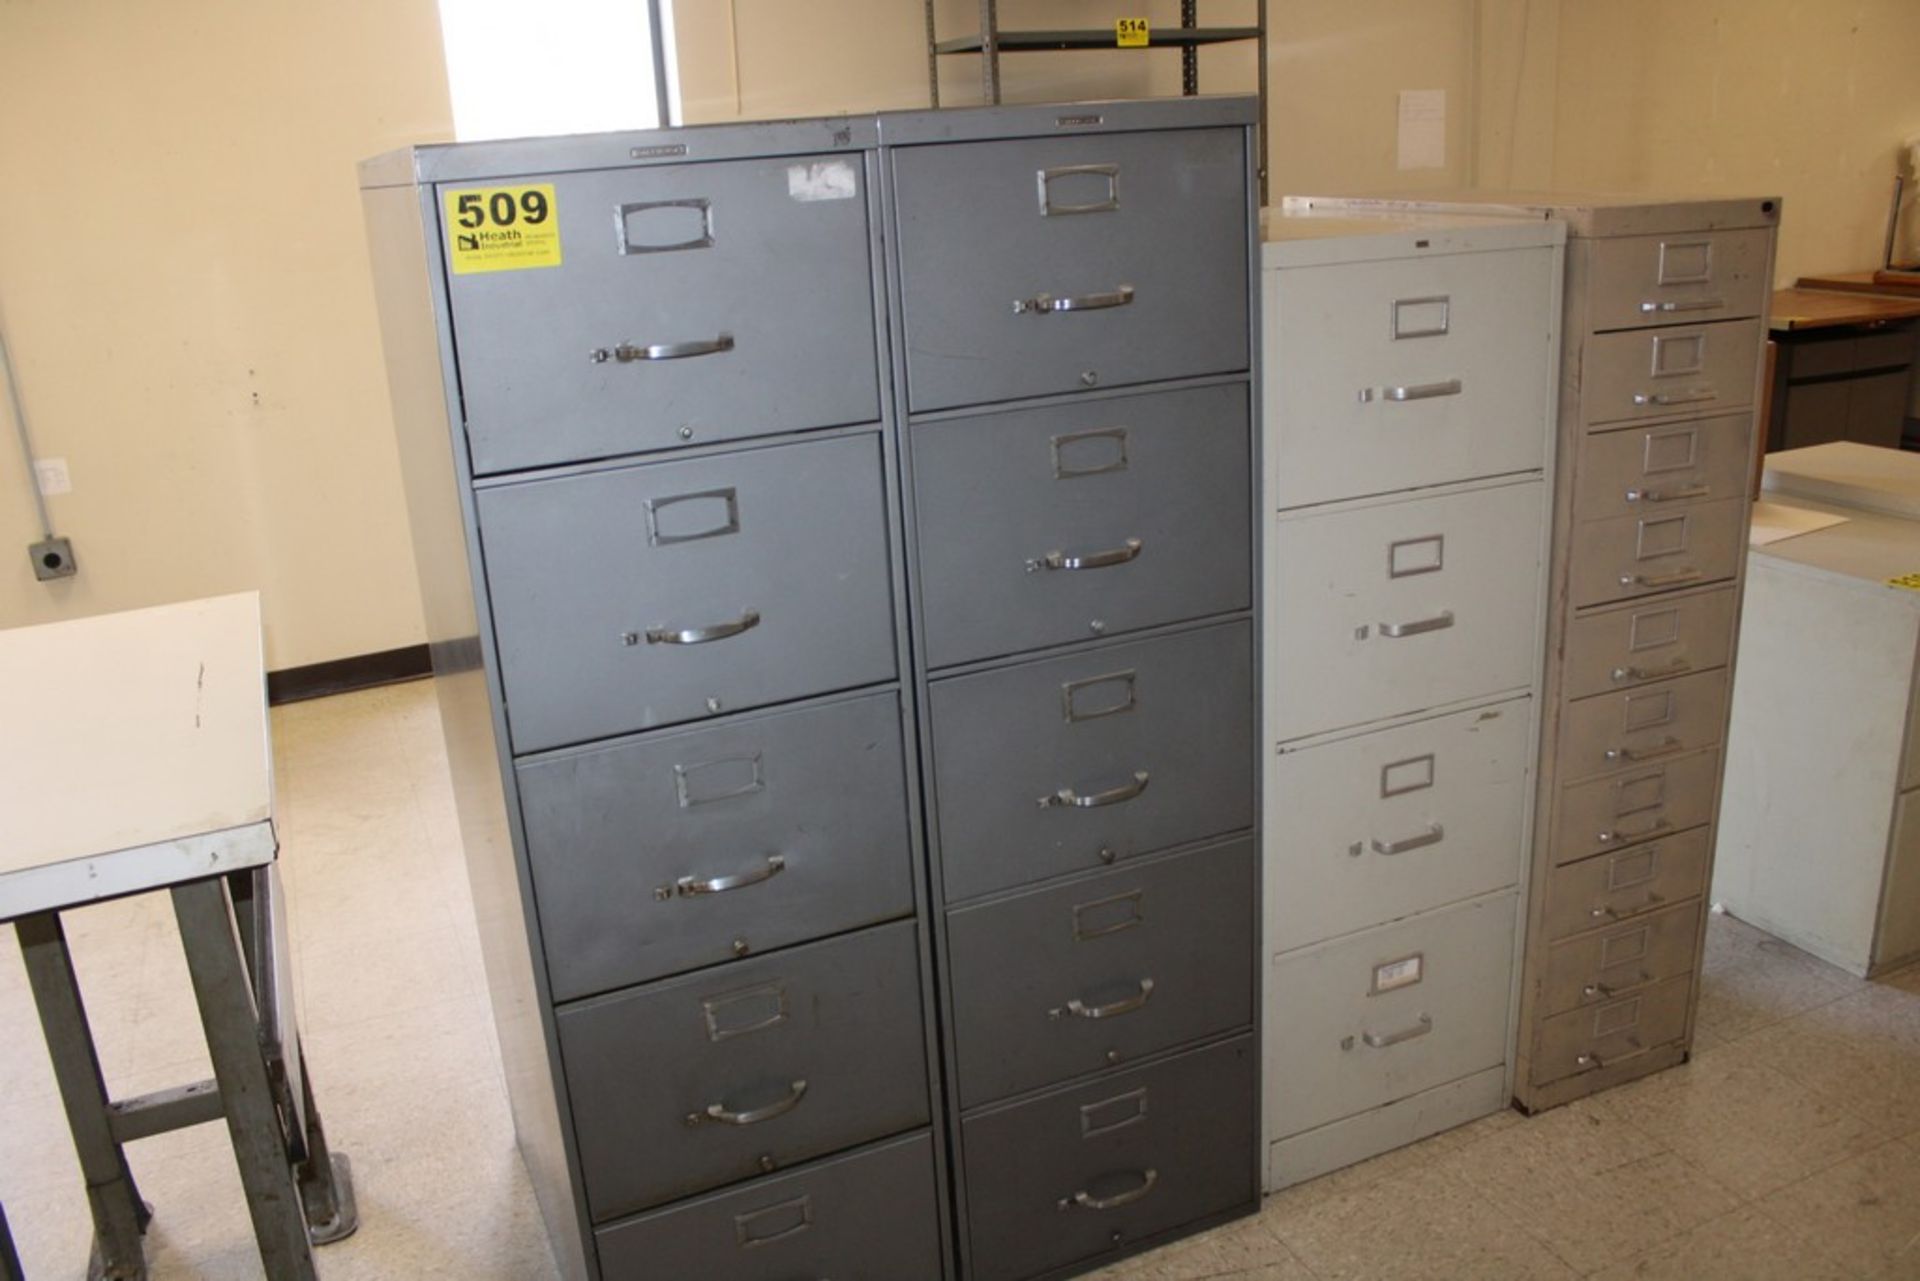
xmin=1260 ymin=212 xmax=1562 ymax=1189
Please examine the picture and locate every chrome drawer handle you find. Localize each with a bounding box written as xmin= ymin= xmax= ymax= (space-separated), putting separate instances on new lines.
xmin=591 ymin=334 xmax=736 ymax=362
xmin=1012 ymin=285 xmax=1134 ymax=315
xmin=1057 ymin=1168 xmax=1157 ymax=1212
xmin=1591 ymin=893 xmax=1665 ymax=922
xmin=1598 ymin=817 xmax=1673 ymax=846
xmin=687 ymin=1079 xmax=807 ymax=1128
xmin=1382 ymin=378 xmax=1463 ymax=402
xmin=1639 ymin=298 xmax=1725 ymax=313
xmin=1379 ymin=610 xmax=1454 ymax=638
xmin=642 ymin=610 xmax=761 ymax=646
xmin=1028 ymin=537 xmax=1143 ymax=573
xmin=662 ymin=854 xmax=785 ymax=900
xmin=1371 ymin=823 xmax=1444 ymax=856
xmin=1633 ymin=387 xmax=1715 ymax=407
xmin=1611 ymin=658 xmax=1691 ymax=683
xmin=1619 ymin=568 xmax=1703 ymax=590
xmin=1605 ymin=737 xmax=1687 ymax=764
xmin=1362 ymin=1014 xmax=1433 ymax=1049
xmin=1039 ymin=770 xmax=1149 ymax=810
xmin=1625 ymin=483 xmax=1711 ymax=503
xmin=1575 ymin=1052 xmax=1607 ymax=1072
xmin=1050 ymin=978 xmax=1155 ymax=1022
xmin=1583 ymin=975 xmax=1649 ymax=1002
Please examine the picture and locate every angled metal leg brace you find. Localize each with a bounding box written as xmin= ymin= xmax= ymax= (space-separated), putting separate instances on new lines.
xmin=15 ymin=912 xmax=151 ymax=1281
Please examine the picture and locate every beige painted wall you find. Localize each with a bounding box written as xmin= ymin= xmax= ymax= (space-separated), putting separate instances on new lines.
xmin=1546 ymin=0 xmax=1920 ymax=286
xmin=0 ymin=0 xmax=451 ymax=668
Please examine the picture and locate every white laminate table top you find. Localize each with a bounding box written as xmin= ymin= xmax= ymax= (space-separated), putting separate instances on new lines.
xmin=1764 ymin=443 xmax=1920 ymax=520
xmin=0 ymin=592 xmax=275 ymax=920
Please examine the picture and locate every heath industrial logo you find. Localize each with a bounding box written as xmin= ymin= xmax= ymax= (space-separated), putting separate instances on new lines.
xmin=444 ymin=184 xmax=563 ymax=274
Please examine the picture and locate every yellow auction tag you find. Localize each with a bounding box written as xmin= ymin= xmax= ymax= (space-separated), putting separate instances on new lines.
xmin=444 ymin=184 xmax=562 ymax=275
xmin=1116 ymin=17 xmax=1150 ymax=46
xmin=1889 ymin=573 xmax=1920 ymax=591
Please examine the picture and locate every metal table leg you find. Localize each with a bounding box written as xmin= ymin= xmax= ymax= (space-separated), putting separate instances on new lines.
xmin=15 ymin=913 xmax=151 ymax=1281
xmin=171 ymin=878 xmax=322 ymax=1281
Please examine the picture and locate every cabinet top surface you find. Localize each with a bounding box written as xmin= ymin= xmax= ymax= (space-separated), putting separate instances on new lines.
xmin=0 ymin=592 xmax=273 ymax=905
xmin=1283 ymin=190 xmax=1781 ymax=237
xmin=1766 ymin=444 xmax=1920 ymax=520
xmin=1752 ymin=496 xmax=1920 ymax=595
xmin=1260 ymin=205 xmax=1563 ymax=266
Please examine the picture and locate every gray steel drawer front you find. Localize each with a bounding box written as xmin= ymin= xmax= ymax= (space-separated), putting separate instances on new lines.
xmin=594 ymin=1132 xmax=942 ymax=1281
xmin=928 ymin=622 xmax=1255 ymax=903
xmin=1585 ymin=229 xmax=1773 ymax=332
xmin=442 ymin=157 xmax=880 ymax=475
xmin=1566 ymin=497 xmax=1746 ymax=609
xmin=1534 ymin=975 xmax=1691 ymax=1086
xmin=961 ymin=1035 xmax=1257 ymax=1281
xmin=1552 ymin=749 xmax=1721 ymax=865
xmin=946 ymin=838 xmax=1254 ymax=1109
xmin=891 ymin=129 xmax=1249 ymax=412
xmin=912 ymin=383 xmax=1251 ymax=669
xmin=1539 ymin=899 xmax=1703 ymax=1017
xmin=556 ymin=920 xmax=929 ymax=1222
xmin=1540 ymin=827 xmax=1712 ymax=943
xmin=1561 ymin=587 xmax=1738 ymax=701
xmin=1581 ymin=320 xmax=1761 ymax=428
xmin=478 ymin=434 xmax=897 ymax=753
xmin=517 ymin=691 xmax=914 ymax=1001
xmin=1556 ymin=669 xmax=1731 ymax=784
xmin=1575 ymin=413 xmax=1754 ymax=522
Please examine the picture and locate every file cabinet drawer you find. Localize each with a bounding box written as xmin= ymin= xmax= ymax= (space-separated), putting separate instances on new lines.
xmin=444 ymin=155 xmax=881 ymax=475
xmin=1533 ymin=975 xmax=1692 ymax=1086
xmin=1551 ymin=749 xmax=1721 ymax=865
xmin=594 ymin=1133 xmax=942 ymax=1281
xmin=1566 ymin=498 xmax=1746 ymax=609
xmin=961 ymin=1036 xmax=1257 ymax=1281
xmin=517 ymin=691 xmax=914 ymax=1001
xmin=1561 ymin=587 xmax=1738 ymax=701
xmin=1574 ymin=413 xmax=1753 ymax=522
xmin=1539 ymin=828 xmax=1712 ymax=943
xmin=891 ymin=128 xmax=1249 ymax=412
xmin=479 ymin=433 xmax=897 ymax=752
xmin=1268 ymin=699 xmax=1529 ymax=951
xmin=1584 ymin=228 xmax=1772 ymax=332
xmin=1267 ymin=245 xmax=1554 ymax=507
xmin=1269 ymin=480 xmax=1544 ymax=741
xmin=1539 ymin=899 xmax=1703 ymax=1017
xmin=1556 ymin=669 xmax=1730 ymax=784
xmin=929 ymin=621 xmax=1255 ymax=903
xmin=912 ymin=382 xmax=1251 ymax=669
xmin=1582 ymin=320 xmax=1761 ymax=428
xmin=557 ymin=921 xmax=929 ymax=1222
xmin=947 ymin=838 xmax=1254 ymax=1108
xmin=1266 ymin=891 xmax=1515 ymax=1139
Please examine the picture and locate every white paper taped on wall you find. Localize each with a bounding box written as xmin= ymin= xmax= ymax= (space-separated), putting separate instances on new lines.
xmin=788 ymin=160 xmax=859 ymax=202
xmin=1397 ymin=89 xmax=1446 ymax=171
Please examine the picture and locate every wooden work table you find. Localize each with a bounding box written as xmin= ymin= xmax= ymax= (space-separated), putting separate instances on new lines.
xmin=1797 ymin=269 xmax=1920 ymax=298
xmin=1765 ymin=288 xmax=1920 ymax=451
xmin=1770 ymin=286 xmax=1920 ymax=332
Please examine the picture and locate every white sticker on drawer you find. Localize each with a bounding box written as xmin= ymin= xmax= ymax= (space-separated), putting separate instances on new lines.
xmin=788 ymin=161 xmax=858 ymax=202
xmin=1372 ymin=953 xmax=1424 ymax=994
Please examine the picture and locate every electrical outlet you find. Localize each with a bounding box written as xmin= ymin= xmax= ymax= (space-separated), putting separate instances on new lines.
xmin=33 ymin=457 xmax=71 ymax=496
xmin=29 ymin=536 xmax=77 ymax=581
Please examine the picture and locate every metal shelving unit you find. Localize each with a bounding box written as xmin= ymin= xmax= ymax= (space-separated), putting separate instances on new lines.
xmin=925 ymin=1 xmax=1269 ymax=200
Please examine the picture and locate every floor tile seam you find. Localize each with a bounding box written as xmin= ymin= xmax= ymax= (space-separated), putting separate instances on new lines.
xmin=1741 ymin=1186 xmax=1882 ymax=1281
xmin=1389 ymin=1151 xmax=1588 ymax=1275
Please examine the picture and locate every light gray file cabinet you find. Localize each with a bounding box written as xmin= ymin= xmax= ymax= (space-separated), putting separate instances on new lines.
xmin=1292 ymin=192 xmax=1780 ymax=1111
xmin=1258 ymin=212 xmax=1563 ymax=1189
xmin=362 ymin=97 xmax=1260 ymax=1281
xmin=882 ymin=99 xmax=1263 ymax=1281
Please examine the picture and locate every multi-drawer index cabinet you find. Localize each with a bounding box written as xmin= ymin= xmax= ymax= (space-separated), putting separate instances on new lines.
xmin=360 ymin=97 xmax=1261 ymax=1281
xmin=1292 ymin=191 xmax=1780 ymax=1111
xmin=1259 ymin=210 xmax=1563 ymax=1187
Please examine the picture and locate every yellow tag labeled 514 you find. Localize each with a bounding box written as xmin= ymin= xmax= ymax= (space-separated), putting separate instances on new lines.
xmin=1115 ymin=16 xmax=1150 ymax=46
xmin=444 ymin=184 xmax=562 ymax=275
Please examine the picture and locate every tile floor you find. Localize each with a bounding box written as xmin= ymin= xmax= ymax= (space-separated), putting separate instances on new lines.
xmin=3 ymin=679 xmax=1920 ymax=1278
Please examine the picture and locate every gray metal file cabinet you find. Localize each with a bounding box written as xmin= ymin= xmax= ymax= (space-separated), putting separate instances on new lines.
xmin=362 ymin=97 xmax=1260 ymax=1281
xmin=1293 ymin=192 xmax=1779 ymax=1111
xmin=882 ymin=99 xmax=1263 ymax=1281
xmin=1258 ymin=212 xmax=1563 ymax=1188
